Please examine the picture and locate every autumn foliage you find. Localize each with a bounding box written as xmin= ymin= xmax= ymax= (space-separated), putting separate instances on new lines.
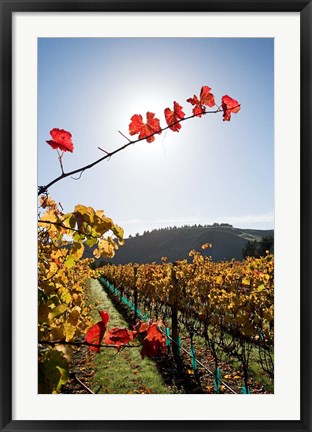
xmin=46 ymin=128 xmax=74 ymax=152
xmin=221 ymin=95 xmax=241 ymax=121
xmin=187 ymin=85 xmax=216 ymax=117
xmin=164 ymin=101 xmax=185 ymax=132
xmin=85 ymin=311 xmax=166 ymax=358
xmin=99 ymin=250 xmax=274 ymax=388
xmin=39 ymin=83 xmax=241 ymax=393
xmin=129 ymin=112 xmax=162 ymax=143
xmin=127 ymin=85 xmax=240 ymax=142
xmin=85 ymin=310 xmax=109 ymax=352
xmin=136 ymin=322 xmax=166 ymax=359
xmin=105 ymin=327 xmax=135 ymax=348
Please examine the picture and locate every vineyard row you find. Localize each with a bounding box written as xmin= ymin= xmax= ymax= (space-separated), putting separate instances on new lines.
xmin=96 ymin=250 xmax=274 ymax=390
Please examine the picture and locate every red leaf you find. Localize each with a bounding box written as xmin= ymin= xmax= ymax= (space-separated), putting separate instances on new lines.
xmin=134 ymin=322 xmax=150 ymax=333
xmin=145 ymin=324 xmax=165 ymax=342
xmin=105 ymin=327 xmax=134 ymax=348
xmin=46 ymin=128 xmax=74 ymax=152
xmin=221 ymin=95 xmax=241 ymax=121
xmin=99 ymin=310 xmax=109 ymax=326
xmin=129 ymin=112 xmax=162 ymax=143
xmin=85 ymin=310 xmax=109 ymax=352
xmin=140 ymin=324 xmax=166 ymax=359
xmin=164 ymin=101 xmax=185 ymax=132
xmin=200 ymin=86 xmax=215 ymax=108
xmin=187 ymin=86 xmax=215 ymax=117
xmin=193 ymin=105 xmax=205 ymax=118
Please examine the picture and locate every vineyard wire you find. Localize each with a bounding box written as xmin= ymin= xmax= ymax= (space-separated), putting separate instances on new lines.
xmin=157 ymin=327 xmax=237 ymax=394
xmin=100 ymin=277 xmax=237 ymax=394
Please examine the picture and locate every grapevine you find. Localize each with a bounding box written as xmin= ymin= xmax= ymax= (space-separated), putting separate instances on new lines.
xmin=98 ymin=250 xmax=274 ymax=391
xmin=38 ymin=84 xmax=243 ymax=393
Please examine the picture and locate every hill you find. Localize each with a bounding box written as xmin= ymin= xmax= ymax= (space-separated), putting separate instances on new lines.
xmin=84 ymin=225 xmax=274 ymax=264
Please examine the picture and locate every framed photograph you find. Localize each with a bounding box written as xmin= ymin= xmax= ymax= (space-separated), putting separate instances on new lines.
xmin=1 ymin=1 xmax=311 ymax=431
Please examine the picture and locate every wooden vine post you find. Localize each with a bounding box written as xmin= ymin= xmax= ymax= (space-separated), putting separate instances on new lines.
xmin=133 ymin=265 xmax=138 ymax=321
xmin=171 ymin=262 xmax=180 ymax=362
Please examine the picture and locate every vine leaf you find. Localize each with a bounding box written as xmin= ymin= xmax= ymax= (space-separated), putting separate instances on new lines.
xmin=136 ymin=322 xmax=166 ymax=358
xmin=187 ymin=86 xmax=215 ymax=117
xmin=164 ymin=101 xmax=185 ymax=132
xmin=46 ymin=128 xmax=74 ymax=152
xmin=85 ymin=310 xmax=109 ymax=352
xmin=129 ymin=112 xmax=162 ymax=143
xmin=38 ymin=350 xmax=69 ymax=394
xmin=221 ymin=95 xmax=241 ymax=121
xmin=105 ymin=328 xmax=134 ymax=349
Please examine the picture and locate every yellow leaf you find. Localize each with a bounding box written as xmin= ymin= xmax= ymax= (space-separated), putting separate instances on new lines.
xmin=49 ymin=304 xmax=67 ymax=320
xmin=38 ymin=211 xmax=58 ymax=225
xmin=74 ymin=204 xmax=89 ymax=215
xmin=71 ymin=242 xmax=85 ymax=259
xmin=59 ymin=287 xmax=72 ymax=304
xmin=64 ymin=322 xmax=76 ymax=342
xmin=68 ymin=309 xmax=80 ymax=327
xmin=112 ymin=224 xmax=124 ymax=240
xmin=215 ymin=276 xmax=223 ymax=285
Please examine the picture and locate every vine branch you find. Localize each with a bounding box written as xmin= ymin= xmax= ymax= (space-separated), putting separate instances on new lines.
xmin=38 ymin=107 xmax=226 ymax=196
xmin=38 ymin=220 xmax=99 ymax=239
xmin=39 ymin=340 xmax=141 ymax=348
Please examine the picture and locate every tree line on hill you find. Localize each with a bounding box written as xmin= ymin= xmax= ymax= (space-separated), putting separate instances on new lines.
xmin=129 ymin=222 xmax=234 ymax=238
xmin=88 ymin=225 xmax=274 ymax=269
xmin=242 ymin=235 xmax=274 ymax=259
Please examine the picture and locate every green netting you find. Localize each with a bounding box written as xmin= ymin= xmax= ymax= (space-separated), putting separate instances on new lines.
xmin=177 ymin=336 xmax=181 ymax=355
xmin=214 ymin=367 xmax=221 ymax=393
xmin=165 ymin=328 xmax=171 ymax=347
xmin=100 ymin=277 xmax=146 ymax=321
xmin=190 ymin=345 xmax=197 ymax=370
xmin=242 ymin=386 xmax=250 ymax=394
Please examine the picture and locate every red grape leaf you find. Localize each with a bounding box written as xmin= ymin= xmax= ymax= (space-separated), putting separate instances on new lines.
xmin=145 ymin=324 xmax=165 ymax=342
xmin=105 ymin=327 xmax=134 ymax=348
xmin=200 ymin=86 xmax=215 ymax=107
xmin=85 ymin=310 xmax=109 ymax=352
xmin=46 ymin=128 xmax=74 ymax=152
xmin=129 ymin=112 xmax=162 ymax=143
xmin=134 ymin=322 xmax=149 ymax=333
xmin=221 ymin=95 xmax=241 ymax=121
xmin=140 ymin=324 xmax=166 ymax=358
xmin=164 ymin=101 xmax=185 ymax=132
xmin=187 ymin=86 xmax=215 ymax=117
xmin=99 ymin=310 xmax=109 ymax=326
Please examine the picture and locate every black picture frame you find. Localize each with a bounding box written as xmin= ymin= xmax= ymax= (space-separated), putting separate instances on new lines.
xmin=1 ymin=1 xmax=311 ymax=431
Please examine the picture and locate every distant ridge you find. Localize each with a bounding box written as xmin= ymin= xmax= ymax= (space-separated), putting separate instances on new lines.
xmin=84 ymin=225 xmax=274 ymax=264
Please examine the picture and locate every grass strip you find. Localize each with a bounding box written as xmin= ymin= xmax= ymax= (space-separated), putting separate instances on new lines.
xmin=88 ymin=279 xmax=172 ymax=394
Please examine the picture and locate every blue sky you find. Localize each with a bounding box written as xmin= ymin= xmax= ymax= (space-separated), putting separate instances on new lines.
xmin=38 ymin=38 xmax=274 ymax=237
